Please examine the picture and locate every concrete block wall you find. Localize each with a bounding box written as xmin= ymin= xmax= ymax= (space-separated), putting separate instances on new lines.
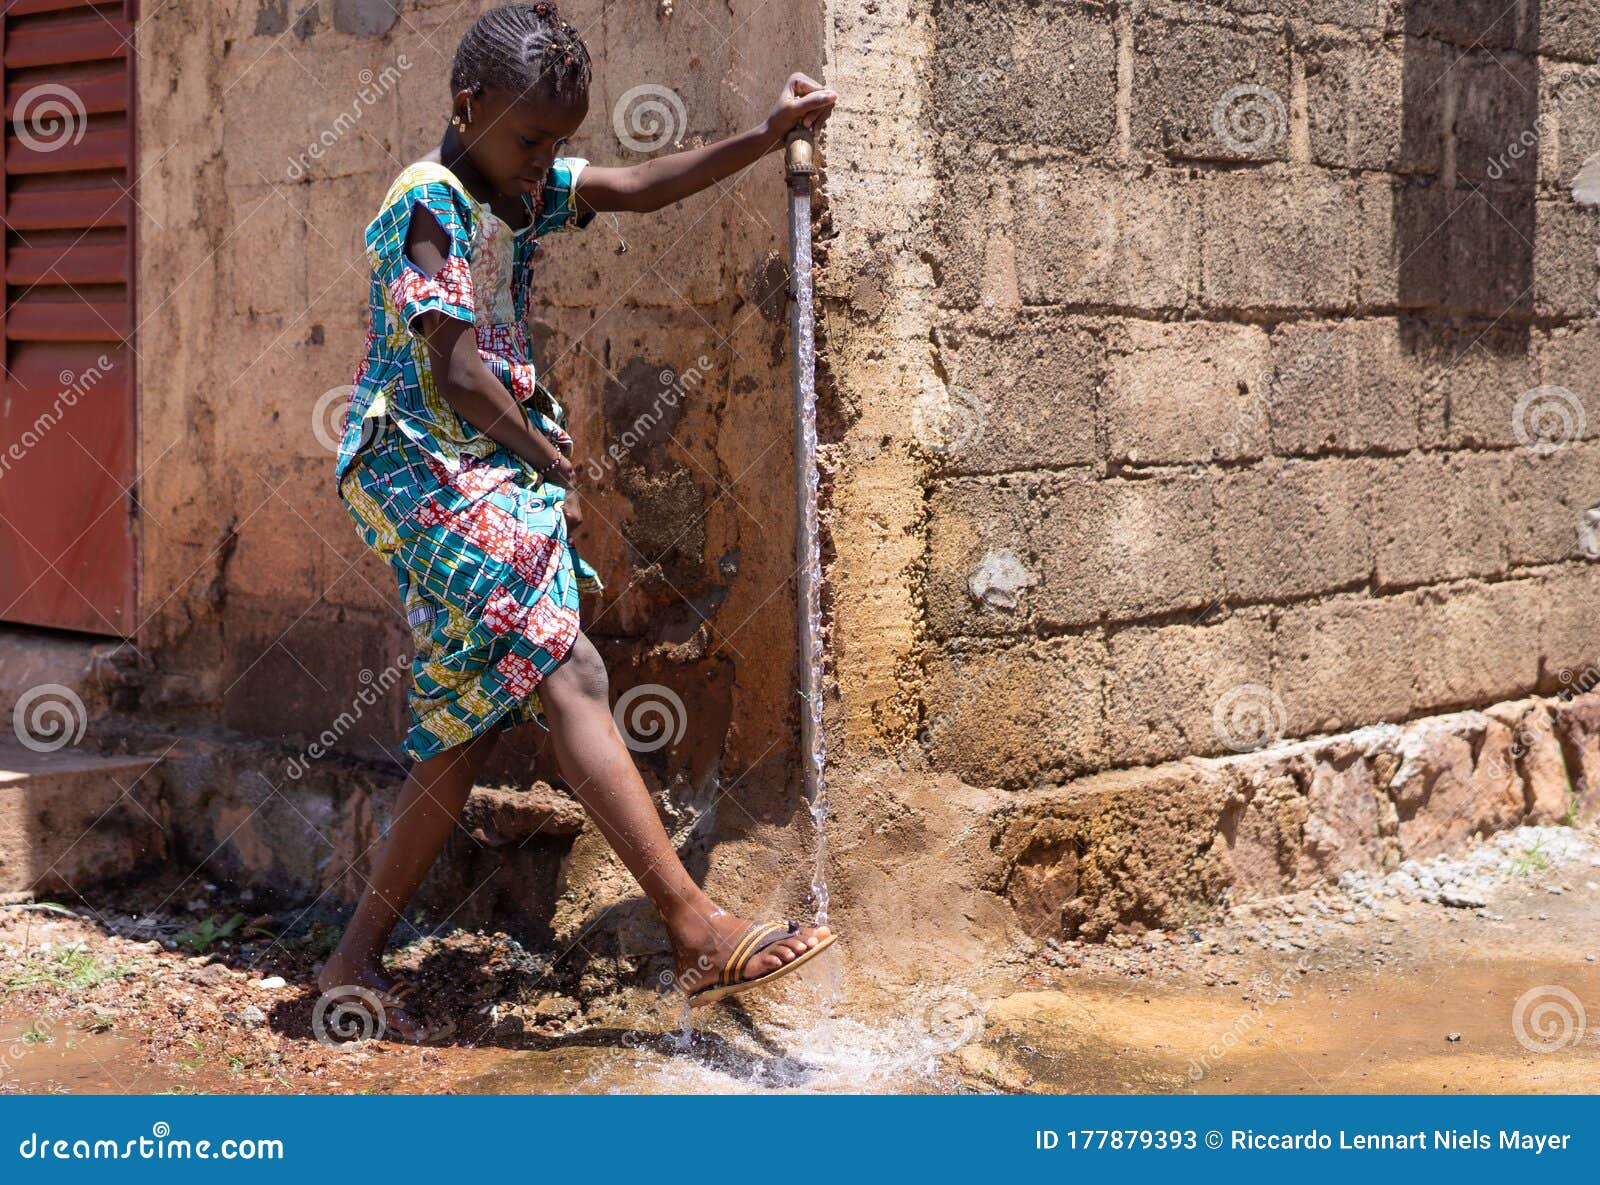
xmin=823 ymin=0 xmax=1600 ymax=793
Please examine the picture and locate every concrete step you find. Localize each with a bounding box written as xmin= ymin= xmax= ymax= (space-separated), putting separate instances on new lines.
xmin=0 ymin=625 xmax=141 ymax=732
xmin=0 ymin=741 xmax=168 ymax=898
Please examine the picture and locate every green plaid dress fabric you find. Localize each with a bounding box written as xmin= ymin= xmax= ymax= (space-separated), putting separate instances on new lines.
xmin=336 ymin=159 xmax=599 ymax=760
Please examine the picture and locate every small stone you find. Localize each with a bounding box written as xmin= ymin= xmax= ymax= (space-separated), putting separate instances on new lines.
xmin=1378 ymin=935 xmax=1394 ymax=945
xmin=240 ymin=1004 xmax=266 ymax=1029
xmin=1445 ymin=1032 xmax=1461 ymax=1042
xmin=532 ymin=995 xmax=580 ymax=1023
xmin=255 ymin=976 xmax=287 ymax=990
xmin=1440 ymin=890 xmax=1488 ymax=909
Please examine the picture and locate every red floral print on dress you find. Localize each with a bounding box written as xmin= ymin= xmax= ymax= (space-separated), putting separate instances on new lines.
xmin=522 ymin=597 xmax=579 ymax=653
xmin=388 ymin=254 xmax=476 ymax=326
xmin=494 ymin=652 xmax=541 ymax=699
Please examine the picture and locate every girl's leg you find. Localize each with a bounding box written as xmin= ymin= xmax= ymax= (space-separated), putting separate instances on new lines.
xmin=538 ymin=633 xmax=828 ymax=992
xmin=318 ymin=727 xmax=501 ymax=1008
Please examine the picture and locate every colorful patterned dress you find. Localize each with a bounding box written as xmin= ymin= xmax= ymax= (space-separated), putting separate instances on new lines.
xmin=335 ymin=158 xmax=601 ymax=761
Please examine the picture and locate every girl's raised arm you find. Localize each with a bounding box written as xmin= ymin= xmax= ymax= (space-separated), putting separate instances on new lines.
xmin=575 ymin=72 xmax=837 ymax=214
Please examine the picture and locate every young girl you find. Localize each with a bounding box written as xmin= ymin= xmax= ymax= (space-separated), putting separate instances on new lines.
xmin=324 ymin=2 xmax=837 ymax=1040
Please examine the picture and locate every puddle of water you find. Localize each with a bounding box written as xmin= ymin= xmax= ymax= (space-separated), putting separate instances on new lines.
xmin=0 ymin=1026 xmax=236 ymax=1096
xmin=461 ymin=975 xmax=988 ymax=1095
xmin=965 ymin=957 xmax=1600 ymax=1095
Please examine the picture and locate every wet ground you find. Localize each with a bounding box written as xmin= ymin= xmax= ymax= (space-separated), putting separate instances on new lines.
xmin=2 ymin=825 xmax=1598 ymax=1094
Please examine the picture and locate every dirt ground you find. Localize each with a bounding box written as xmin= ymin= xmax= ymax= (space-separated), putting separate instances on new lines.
xmin=1 ymin=824 xmax=1597 ymax=1094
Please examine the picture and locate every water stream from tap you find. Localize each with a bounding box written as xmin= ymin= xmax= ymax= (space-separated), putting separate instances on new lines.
xmin=788 ymin=167 xmax=829 ymax=928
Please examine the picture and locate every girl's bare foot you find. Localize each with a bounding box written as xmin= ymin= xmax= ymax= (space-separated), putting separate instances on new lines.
xmin=670 ymin=910 xmax=832 ymax=996
xmin=316 ymin=951 xmax=429 ymax=1043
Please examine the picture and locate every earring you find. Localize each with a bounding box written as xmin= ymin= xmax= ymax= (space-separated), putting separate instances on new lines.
xmin=452 ymin=115 xmax=466 ymax=131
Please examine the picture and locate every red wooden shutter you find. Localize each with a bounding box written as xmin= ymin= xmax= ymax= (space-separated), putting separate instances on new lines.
xmin=0 ymin=0 xmax=137 ymax=636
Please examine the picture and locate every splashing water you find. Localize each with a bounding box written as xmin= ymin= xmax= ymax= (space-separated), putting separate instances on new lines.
xmin=575 ymin=980 xmax=986 ymax=1095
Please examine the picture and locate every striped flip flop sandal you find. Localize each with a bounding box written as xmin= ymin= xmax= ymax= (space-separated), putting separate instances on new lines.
xmin=687 ymin=921 xmax=838 ymax=1008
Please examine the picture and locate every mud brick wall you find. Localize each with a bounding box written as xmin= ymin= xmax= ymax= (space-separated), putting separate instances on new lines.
xmin=822 ymin=0 xmax=1600 ymax=792
xmin=135 ymin=1 xmax=824 ymax=806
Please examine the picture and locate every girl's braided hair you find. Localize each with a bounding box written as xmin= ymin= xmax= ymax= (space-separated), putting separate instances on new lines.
xmin=450 ymin=3 xmax=591 ymax=104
